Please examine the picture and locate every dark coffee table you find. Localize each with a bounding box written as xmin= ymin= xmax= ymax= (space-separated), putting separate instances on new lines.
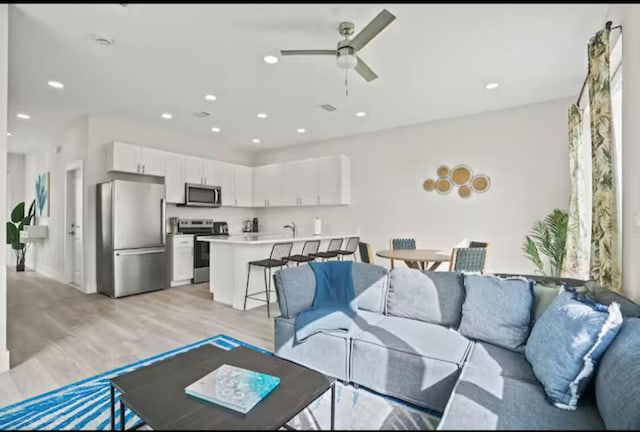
xmin=109 ymin=344 xmax=335 ymax=430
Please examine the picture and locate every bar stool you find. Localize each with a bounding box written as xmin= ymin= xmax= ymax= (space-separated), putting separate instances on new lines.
xmin=243 ymin=242 xmax=293 ymax=318
xmin=310 ymin=238 xmax=343 ymax=261
xmin=336 ymin=236 xmax=360 ymax=261
xmin=284 ymin=240 xmax=321 ymax=266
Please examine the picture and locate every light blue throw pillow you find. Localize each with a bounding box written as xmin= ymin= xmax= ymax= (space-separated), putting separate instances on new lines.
xmin=525 ymin=287 xmax=623 ymax=410
xmin=458 ymin=275 xmax=534 ymax=352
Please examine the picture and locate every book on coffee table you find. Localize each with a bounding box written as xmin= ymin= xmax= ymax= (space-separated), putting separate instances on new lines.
xmin=185 ymin=364 xmax=280 ymax=414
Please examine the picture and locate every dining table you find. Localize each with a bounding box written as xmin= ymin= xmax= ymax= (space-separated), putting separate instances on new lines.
xmin=376 ymin=249 xmax=451 ymax=271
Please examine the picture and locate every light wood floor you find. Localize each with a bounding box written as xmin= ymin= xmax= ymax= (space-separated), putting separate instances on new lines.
xmin=0 ymin=269 xmax=277 ymax=408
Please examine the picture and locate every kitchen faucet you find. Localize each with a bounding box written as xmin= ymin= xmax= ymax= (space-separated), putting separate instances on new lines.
xmin=284 ymin=222 xmax=296 ymax=238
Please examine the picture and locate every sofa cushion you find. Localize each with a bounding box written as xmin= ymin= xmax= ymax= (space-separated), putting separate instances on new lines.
xmin=438 ymin=366 xmax=605 ymax=430
xmin=525 ymin=288 xmax=623 ymax=410
xmin=274 ymin=310 xmax=384 ymax=382
xmin=351 ymin=316 xmax=471 ymax=412
xmin=458 ymin=275 xmax=534 ymax=353
xmin=274 ymin=263 xmax=389 ymax=319
xmin=386 ymin=269 xmax=464 ymax=327
xmin=352 ymin=262 xmax=389 ymax=313
xmin=532 ymin=282 xmax=561 ymax=322
xmin=595 ymin=317 xmax=640 ymax=429
xmin=353 ymin=315 xmax=471 ymax=364
xmin=585 ymin=280 xmax=640 ymax=318
xmin=465 ymin=342 xmax=537 ymax=384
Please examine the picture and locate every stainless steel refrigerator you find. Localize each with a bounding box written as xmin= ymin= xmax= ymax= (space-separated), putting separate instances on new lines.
xmin=96 ymin=180 xmax=167 ymax=298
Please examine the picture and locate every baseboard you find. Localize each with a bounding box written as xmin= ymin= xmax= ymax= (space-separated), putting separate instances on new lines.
xmin=0 ymin=349 xmax=9 ymax=372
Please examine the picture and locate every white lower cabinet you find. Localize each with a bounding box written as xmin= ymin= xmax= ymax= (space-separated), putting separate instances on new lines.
xmin=169 ymin=234 xmax=194 ymax=287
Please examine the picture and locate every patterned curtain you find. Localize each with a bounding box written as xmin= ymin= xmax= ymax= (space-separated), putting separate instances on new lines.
xmin=587 ymin=27 xmax=622 ymax=292
xmin=562 ymin=104 xmax=590 ymax=279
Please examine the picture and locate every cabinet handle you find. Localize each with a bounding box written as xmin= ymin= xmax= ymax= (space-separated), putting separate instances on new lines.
xmin=317 ymin=196 xmax=320 ymax=204
xmin=235 ymin=199 xmax=237 ymax=206
xmin=137 ymin=163 xmax=140 ymax=173
xmin=143 ymin=165 xmax=146 ymax=174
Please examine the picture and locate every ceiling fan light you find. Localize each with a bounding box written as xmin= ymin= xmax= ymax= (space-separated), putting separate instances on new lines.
xmin=336 ymin=53 xmax=357 ymax=70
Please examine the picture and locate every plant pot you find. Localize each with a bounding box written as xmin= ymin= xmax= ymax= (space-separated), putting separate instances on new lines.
xmin=16 ymin=256 xmax=25 ymax=272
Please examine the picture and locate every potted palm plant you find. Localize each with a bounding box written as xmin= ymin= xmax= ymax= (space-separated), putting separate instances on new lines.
xmin=6 ymin=200 xmax=36 ymax=271
xmin=522 ymin=208 xmax=568 ymax=277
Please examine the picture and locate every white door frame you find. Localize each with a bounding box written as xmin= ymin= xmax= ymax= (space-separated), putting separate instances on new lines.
xmin=64 ymin=160 xmax=84 ymax=292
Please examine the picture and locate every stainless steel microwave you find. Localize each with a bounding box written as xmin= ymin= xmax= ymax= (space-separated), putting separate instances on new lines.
xmin=182 ymin=183 xmax=221 ymax=207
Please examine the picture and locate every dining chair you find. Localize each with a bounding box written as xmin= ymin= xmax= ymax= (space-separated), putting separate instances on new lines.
xmin=469 ymin=241 xmax=490 ymax=248
xmin=389 ymin=238 xmax=416 ymax=269
xmin=337 ymin=236 xmax=360 ymax=261
xmin=358 ymin=242 xmax=374 ymax=264
xmin=449 ymin=247 xmax=488 ymax=273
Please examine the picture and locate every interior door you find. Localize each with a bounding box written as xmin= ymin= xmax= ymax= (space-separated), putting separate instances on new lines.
xmin=113 ymin=180 xmax=166 ymax=250
xmin=72 ymin=169 xmax=83 ymax=285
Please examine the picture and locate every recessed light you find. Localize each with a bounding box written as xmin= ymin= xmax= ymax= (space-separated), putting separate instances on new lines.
xmin=48 ymin=80 xmax=64 ymax=89
xmin=355 ymin=111 xmax=367 ymax=117
xmin=252 ymin=138 xmax=261 ymax=143
xmin=205 ymin=94 xmax=217 ymax=101
xmin=161 ymin=113 xmax=173 ymax=119
xmin=484 ymin=82 xmax=499 ymax=90
xmin=6 ymin=132 xmax=11 ymax=136
xmin=211 ymin=127 xmax=221 ymax=133
xmin=264 ymin=55 xmax=278 ymax=64
xmin=296 ymin=128 xmax=306 ymax=133
xmin=17 ymin=113 xmax=31 ymax=120
xmin=257 ymin=113 xmax=268 ymax=119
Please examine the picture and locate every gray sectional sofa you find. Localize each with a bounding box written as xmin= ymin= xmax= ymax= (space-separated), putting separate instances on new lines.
xmin=273 ymin=262 xmax=640 ymax=430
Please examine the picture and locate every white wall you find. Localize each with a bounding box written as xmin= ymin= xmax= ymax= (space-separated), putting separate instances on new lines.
xmin=24 ymin=117 xmax=88 ymax=282
xmin=0 ymin=3 xmax=10 ymax=372
xmin=83 ymin=115 xmax=257 ymax=293
xmin=254 ymin=98 xmax=572 ymax=274
xmin=6 ymin=153 xmax=25 ymax=266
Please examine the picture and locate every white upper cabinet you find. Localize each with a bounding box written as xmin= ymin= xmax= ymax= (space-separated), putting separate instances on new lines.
xmin=164 ymin=152 xmax=185 ymax=204
xmin=233 ymin=165 xmax=253 ymax=207
xmin=106 ymin=143 xmax=349 ymax=208
xmin=317 ymin=155 xmax=351 ymax=205
xmin=283 ymin=159 xmax=317 ymax=206
xmin=202 ymin=159 xmax=220 ymax=186
xmin=217 ymin=162 xmax=234 ymax=206
xmin=107 ymin=141 xmax=141 ymax=174
xmin=184 ymin=156 xmax=205 ymax=185
xmin=254 ymin=164 xmax=284 ymax=207
xmin=140 ymin=147 xmax=165 ymax=176
xmin=107 ymin=142 xmax=165 ymax=176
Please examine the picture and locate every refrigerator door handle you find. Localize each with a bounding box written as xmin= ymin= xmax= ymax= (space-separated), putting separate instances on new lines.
xmin=161 ymin=198 xmax=166 ymax=245
xmin=116 ymin=248 xmax=165 ymax=256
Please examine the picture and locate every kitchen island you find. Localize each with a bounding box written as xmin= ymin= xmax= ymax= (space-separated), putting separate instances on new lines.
xmin=199 ymin=233 xmax=357 ymax=311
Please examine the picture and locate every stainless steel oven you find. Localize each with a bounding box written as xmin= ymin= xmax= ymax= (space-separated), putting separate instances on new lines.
xmin=176 ymin=219 xmax=228 ymax=284
xmin=182 ymin=183 xmax=221 ymax=207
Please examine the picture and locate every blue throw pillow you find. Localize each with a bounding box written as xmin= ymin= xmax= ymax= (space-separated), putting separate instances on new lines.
xmin=525 ymin=287 xmax=623 ymax=410
xmin=458 ymin=275 xmax=534 ymax=352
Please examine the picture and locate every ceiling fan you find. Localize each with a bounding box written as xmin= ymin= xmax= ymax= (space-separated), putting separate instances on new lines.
xmin=280 ymin=9 xmax=396 ymax=83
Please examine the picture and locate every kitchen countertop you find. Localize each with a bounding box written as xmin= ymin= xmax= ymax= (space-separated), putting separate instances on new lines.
xmin=198 ymin=233 xmax=357 ymax=245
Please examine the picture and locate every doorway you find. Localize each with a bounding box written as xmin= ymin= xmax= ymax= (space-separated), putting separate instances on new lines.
xmin=64 ymin=161 xmax=83 ymax=290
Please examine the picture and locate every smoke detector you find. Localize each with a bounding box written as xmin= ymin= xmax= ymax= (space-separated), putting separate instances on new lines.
xmin=320 ymin=103 xmax=337 ymax=112
xmin=94 ymin=34 xmax=114 ymax=46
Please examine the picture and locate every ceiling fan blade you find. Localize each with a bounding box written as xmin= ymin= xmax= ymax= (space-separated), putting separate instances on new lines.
xmin=280 ymin=49 xmax=337 ymax=56
xmin=350 ymin=9 xmax=396 ymax=52
xmin=354 ymin=56 xmax=378 ymax=82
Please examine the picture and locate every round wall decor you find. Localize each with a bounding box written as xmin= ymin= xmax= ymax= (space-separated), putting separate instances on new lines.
xmin=423 ymin=178 xmax=436 ymax=191
xmin=435 ymin=178 xmax=452 ymax=194
xmin=470 ymin=174 xmax=491 ymax=193
xmin=451 ymin=164 xmax=472 ymax=185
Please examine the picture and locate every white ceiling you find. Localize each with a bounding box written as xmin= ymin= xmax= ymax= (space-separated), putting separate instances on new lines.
xmin=7 ymin=4 xmax=609 ymax=153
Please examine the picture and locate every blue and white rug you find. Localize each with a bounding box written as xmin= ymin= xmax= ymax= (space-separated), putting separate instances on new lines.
xmin=0 ymin=334 xmax=439 ymax=430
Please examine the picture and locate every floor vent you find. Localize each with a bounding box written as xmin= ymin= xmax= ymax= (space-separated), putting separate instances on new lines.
xmin=320 ymin=104 xmax=337 ymax=112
